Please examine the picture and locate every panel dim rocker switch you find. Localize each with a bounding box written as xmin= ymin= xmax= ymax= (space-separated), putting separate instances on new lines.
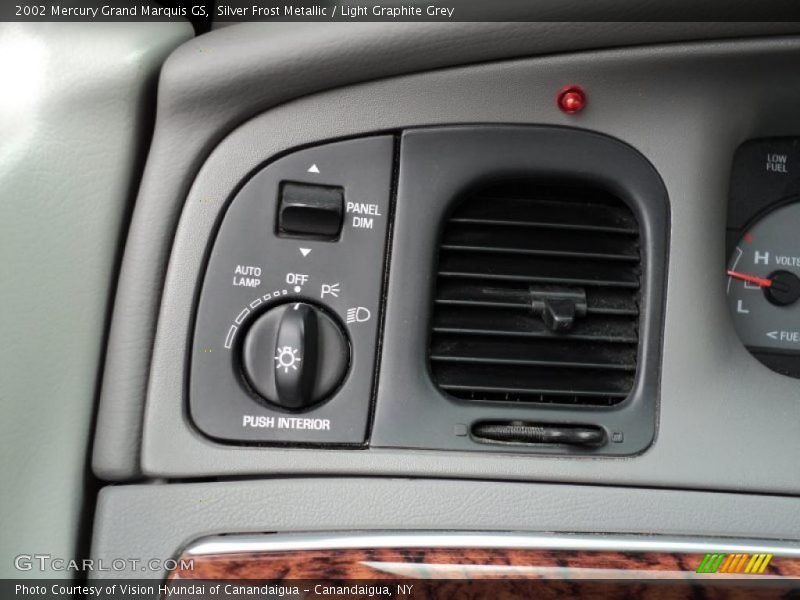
xmin=278 ymin=182 xmax=344 ymax=240
xmin=241 ymin=302 xmax=349 ymax=410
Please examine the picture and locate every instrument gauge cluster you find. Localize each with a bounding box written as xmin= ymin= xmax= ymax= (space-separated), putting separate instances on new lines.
xmin=727 ymin=138 xmax=800 ymax=378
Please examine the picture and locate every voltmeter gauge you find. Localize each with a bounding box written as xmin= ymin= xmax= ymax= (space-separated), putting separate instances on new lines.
xmin=727 ymin=200 xmax=800 ymax=378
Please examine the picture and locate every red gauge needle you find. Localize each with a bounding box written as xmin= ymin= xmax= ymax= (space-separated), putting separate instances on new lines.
xmin=727 ymin=270 xmax=773 ymax=288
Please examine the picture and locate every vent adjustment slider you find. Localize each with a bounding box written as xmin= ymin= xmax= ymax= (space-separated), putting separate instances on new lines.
xmin=530 ymin=286 xmax=587 ymax=332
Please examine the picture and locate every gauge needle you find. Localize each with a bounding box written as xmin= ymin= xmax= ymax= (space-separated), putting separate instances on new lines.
xmin=727 ymin=270 xmax=773 ymax=288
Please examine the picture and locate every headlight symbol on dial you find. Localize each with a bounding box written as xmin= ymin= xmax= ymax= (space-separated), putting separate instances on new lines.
xmin=726 ymin=201 xmax=800 ymax=377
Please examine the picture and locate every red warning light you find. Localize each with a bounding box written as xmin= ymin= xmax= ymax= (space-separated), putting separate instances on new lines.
xmin=557 ymin=85 xmax=586 ymax=114
xmin=744 ymin=232 xmax=754 ymax=243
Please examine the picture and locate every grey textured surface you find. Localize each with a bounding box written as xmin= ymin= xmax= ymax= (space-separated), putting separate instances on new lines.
xmin=141 ymin=37 xmax=800 ymax=493
xmin=0 ymin=22 xmax=192 ymax=577
xmin=94 ymin=22 xmax=800 ymax=480
xmin=90 ymin=477 xmax=800 ymax=580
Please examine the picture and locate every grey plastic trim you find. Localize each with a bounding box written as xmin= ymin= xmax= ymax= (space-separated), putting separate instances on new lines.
xmin=186 ymin=532 xmax=800 ymax=557
xmin=95 ymin=23 xmax=800 ymax=480
xmin=139 ymin=37 xmax=800 ymax=495
xmin=89 ymin=478 xmax=800 ymax=580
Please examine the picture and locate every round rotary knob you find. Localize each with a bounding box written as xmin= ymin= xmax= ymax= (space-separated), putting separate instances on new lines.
xmin=241 ymin=302 xmax=349 ymax=411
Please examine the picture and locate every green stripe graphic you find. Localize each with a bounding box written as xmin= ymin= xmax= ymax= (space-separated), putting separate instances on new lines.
xmin=697 ymin=553 xmax=728 ymax=573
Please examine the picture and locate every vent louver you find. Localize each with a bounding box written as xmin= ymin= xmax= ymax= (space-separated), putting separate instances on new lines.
xmin=429 ymin=182 xmax=641 ymax=407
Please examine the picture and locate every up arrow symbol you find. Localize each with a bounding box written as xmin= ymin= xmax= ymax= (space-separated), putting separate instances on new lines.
xmin=307 ymin=164 xmax=320 ymax=174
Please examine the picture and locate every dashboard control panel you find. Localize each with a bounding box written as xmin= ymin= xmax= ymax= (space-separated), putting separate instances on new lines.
xmin=189 ymin=126 xmax=668 ymax=453
xmin=190 ymin=136 xmax=394 ymax=444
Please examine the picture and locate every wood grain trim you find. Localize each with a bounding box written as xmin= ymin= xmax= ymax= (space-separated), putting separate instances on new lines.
xmin=166 ymin=545 xmax=800 ymax=600
xmin=170 ymin=547 xmax=800 ymax=580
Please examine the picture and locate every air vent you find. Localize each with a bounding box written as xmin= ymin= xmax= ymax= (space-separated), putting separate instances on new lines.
xmin=429 ymin=181 xmax=641 ymax=407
